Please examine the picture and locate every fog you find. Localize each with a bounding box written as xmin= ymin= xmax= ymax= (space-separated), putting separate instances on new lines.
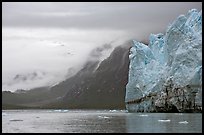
xmin=2 ymin=2 xmax=202 ymax=91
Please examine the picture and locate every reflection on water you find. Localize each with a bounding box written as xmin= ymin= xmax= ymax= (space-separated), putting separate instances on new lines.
xmin=2 ymin=110 xmax=202 ymax=133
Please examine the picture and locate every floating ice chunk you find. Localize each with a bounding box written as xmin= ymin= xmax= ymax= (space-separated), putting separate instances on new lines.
xmin=109 ymin=110 xmax=117 ymax=113
xmin=174 ymin=113 xmax=183 ymax=115
xmin=54 ymin=109 xmax=62 ymax=112
xmin=179 ymin=121 xmax=188 ymax=124
xmin=98 ymin=116 xmax=103 ymax=118
xmin=98 ymin=116 xmax=109 ymax=119
xmin=62 ymin=110 xmax=69 ymax=112
xmin=158 ymin=119 xmax=171 ymax=122
xmin=139 ymin=114 xmax=148 ymax=117
xmin=53 ymin=109 xmax=69 ymax=112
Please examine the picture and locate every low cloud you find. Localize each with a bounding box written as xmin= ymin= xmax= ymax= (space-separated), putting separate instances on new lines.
xmin=2 ymin=2 xmax=202 ymax=91
xmin=2 ymin=27 xmax=130 ymax=91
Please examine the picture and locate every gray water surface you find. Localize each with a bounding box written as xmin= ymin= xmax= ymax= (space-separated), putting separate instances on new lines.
xmin=2 ymin=110 xmax=202 ymax=133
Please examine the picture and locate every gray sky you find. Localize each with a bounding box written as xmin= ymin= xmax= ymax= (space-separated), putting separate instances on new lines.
xmin=2 ymin=2 xmax=202 ymax=91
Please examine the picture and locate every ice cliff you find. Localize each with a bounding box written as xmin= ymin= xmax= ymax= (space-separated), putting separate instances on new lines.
xmin=125 ymin=9 xmax=202 ymax=112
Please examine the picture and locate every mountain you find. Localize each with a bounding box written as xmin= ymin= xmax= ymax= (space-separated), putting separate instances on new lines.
xmin=2 ymin=42 xmax=131 ymax=109
xmin=60 ymin=44 xmax=131 ymax=109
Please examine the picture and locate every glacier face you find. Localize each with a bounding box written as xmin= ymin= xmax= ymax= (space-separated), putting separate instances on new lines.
xmin=125 ymin=9 xmax=202 ymax=112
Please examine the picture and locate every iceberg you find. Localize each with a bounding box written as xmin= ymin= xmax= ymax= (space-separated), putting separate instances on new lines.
xmin=125 ymin=9 xmax=202 ymax=112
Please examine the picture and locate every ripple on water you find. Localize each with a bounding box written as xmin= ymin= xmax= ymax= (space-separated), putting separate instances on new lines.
xmin=9 ymin=119 xmax=23 ymax=122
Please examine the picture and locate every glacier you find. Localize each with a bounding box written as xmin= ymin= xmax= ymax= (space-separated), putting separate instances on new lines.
xmin=125 ymin=9 xmax=202 ymax=112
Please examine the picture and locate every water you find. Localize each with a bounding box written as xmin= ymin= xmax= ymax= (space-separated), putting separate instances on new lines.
xmin=2 ymin=110 xmax=202 ymax=133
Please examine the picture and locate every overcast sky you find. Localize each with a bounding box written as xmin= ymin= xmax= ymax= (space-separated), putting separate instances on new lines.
xmin=2 ymin=2 xmax=202 ymax=92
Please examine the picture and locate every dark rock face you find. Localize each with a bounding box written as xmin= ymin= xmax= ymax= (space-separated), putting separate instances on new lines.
xmin=153 ymin=80 xmax=202 ymax=113
xmin=60 ymin=44 xmax=131 ymax=109
xmin=126 ymin=79 xmax=202 ymax=113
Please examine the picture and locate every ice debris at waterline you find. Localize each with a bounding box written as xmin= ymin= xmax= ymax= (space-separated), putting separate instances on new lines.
xmin=125 ymin=9 xmax=202 ymax=113
xmin=179 ymin=121 xmax=188 ymax=124
xmin=158 ymin=119 xmax=171 ymax=122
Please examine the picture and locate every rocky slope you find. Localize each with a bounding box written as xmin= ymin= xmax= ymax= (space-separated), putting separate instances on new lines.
xmin=2 ymin=42 xmax=131 ymax=109
xmin=59 ymin=44 xmax=130 ymax=109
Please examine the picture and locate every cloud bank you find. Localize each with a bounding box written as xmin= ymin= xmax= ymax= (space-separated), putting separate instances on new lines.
xmin=2 ymin=2 xmax=201 ymax=91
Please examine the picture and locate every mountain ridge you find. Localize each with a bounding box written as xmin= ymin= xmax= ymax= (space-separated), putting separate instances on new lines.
xmin=2 ymin=41 xmax=131 ymax=109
